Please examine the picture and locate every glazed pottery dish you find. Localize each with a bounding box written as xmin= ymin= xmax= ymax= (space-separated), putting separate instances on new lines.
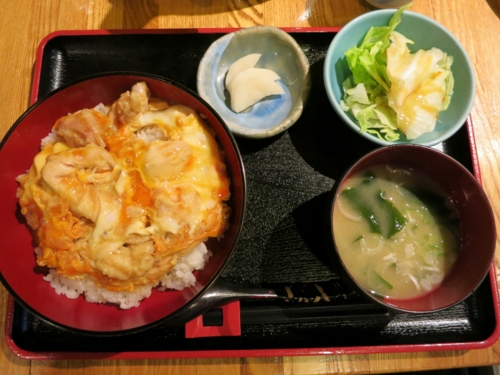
xmin=324 ymin=8 xmax=475 ymax=146
xmin=197 ymin=26 xmax=311 ymax=138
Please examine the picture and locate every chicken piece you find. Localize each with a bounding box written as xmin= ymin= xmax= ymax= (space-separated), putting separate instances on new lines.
xmin=54 ymin=109 xmax=115 ymax=148
xmin=41 ymin=144 xmax=119 ymax=222
xmin=152 ymin=186 xmax=201 ymax=235
xmin=93 ymin=240 xmax=155 ymax=281
xmin=139 ymin=140 xmax=192 ymax=185
xmin=110 ymin=81 xmax=150 ymax=126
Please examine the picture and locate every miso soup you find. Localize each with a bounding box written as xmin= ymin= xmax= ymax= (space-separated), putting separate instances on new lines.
xmin=333 ymin=164 xmax=459 ymax=300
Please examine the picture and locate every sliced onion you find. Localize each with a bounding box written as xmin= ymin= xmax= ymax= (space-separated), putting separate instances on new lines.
xmin=427 ymin=271 xmax=444 ymax=285
xmin=396 ymin=260 xmax=415 ymax=276
xmin=360 ymin=236 xmax=382 ymax=254
xmin=420 ymin=278 xmax=432 ymax=291
xmin=405 ymin=211 xmax=422 ymax=232
xmin=424 ymin=250 xmax=439 ymax=266
xmin=404 ymin=244 xmax=415 ymax=258
xmin=407 ymin=274 xmax=421 ymax=291
xmin=421 ymin=265 xmax=440 ymax=272
xmin=388 ymin=230 xmax=407 ymax=245
xmin=383 ymin=253 xmax=396 ymax=261
xmin=337 ymin=196 xmax=362 ymax=222
xmin=379 ymin=255 xmax=396 ymax=278
xmin=386 ymin=165 xmax=412 ymax=187
xmin=407 ymin=221 xmax=431 ymax=246
xmin=386 ymin=165 xmax=411 ymax=176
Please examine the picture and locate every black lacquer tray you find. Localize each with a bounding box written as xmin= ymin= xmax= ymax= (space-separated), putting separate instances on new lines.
xmin=5 ymin=29 xmax=499 ymax=359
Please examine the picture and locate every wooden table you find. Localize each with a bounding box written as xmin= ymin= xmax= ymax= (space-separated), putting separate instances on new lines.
xmin=1 ymin=0 xmax=500 ymax=373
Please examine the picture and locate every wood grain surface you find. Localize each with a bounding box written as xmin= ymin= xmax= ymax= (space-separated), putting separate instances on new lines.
xmin=1 ymin=0 xmax=500 ymax=374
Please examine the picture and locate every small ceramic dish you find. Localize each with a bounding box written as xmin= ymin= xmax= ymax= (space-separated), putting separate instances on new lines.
xmin=324 ymin=9 xmax=475 ymax=146
xmin=197 ymin=26 xmax=311 ymax=138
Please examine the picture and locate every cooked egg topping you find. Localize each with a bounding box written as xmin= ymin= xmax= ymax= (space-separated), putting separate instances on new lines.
xmin=17 ymin=82 xmax=231 ymax=292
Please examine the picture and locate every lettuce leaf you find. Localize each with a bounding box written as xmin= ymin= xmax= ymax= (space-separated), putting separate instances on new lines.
xmin=340 ymin=3 xmax=411 ymax=141
xmin=440 ymin=53 xmax=454 ymax=111
xmin=341 ymin=77 xmax=400 ymax=142
xmin=345 ymin=3 xmax=410 ymax=94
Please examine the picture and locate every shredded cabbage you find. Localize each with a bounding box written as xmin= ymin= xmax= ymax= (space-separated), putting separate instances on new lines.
xmin=340 ymin=3 xmax=454 ymax=141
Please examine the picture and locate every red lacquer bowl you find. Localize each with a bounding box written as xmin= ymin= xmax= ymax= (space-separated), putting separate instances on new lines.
xmin=326 ymin=144 xmax=496 ymax=313
xmin=0 ymin=73 xmax=246 ymax=334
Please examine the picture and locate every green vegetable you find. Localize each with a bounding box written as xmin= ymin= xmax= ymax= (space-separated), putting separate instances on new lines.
xmin=341 ymin=177 xmax=408 ymax=238
xmin=354 ymin=235 xmax=364 ymax=242
xmin=374 ymin=271 xmax=393 ymax=290
xmin=340 ymin=4 xmax=411 ymax=142
xmin=376 ymin=191 xmax=408 ymax=237
xmin=344 ymin=4 xmax=409 ymax=92
xmin=342 ymin=187 xmax=380 ymax=234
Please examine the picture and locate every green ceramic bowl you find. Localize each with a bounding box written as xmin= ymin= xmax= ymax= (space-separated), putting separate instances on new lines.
xmin=324 ymin=10 xmax=475 ymax=146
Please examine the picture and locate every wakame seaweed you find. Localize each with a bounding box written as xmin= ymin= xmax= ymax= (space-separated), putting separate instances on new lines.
xmin=341 ymin=176 xmax=408 ymax=239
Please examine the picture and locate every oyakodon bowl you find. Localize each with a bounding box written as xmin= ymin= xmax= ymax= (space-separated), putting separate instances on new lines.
xmin=0 ymin=72 xmax=246 ymax=334
xmin=323 ymin=9 xmax=475 ymax=146
xmin=325 ymin=145 xmax=496 ymax=313
xmin=197 ymin=26 xmax=311 ymax=138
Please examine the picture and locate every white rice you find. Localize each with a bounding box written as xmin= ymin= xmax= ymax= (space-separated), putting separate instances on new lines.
xmin=93 ymin=103 xmax=109 ymax=115
xmin=38 ymin=242 xmax=211 ymax=309
xmin=158 ymin=245 xmax=212 ymax=291
xmin=135 ymin=125 xmax=166 ymax=142
xmin=40 ymin=129 xmax=62 ymax=148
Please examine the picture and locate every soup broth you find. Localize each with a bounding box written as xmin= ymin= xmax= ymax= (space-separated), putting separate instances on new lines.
xmin=333 ymin=164 xmax=459 ymax=300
